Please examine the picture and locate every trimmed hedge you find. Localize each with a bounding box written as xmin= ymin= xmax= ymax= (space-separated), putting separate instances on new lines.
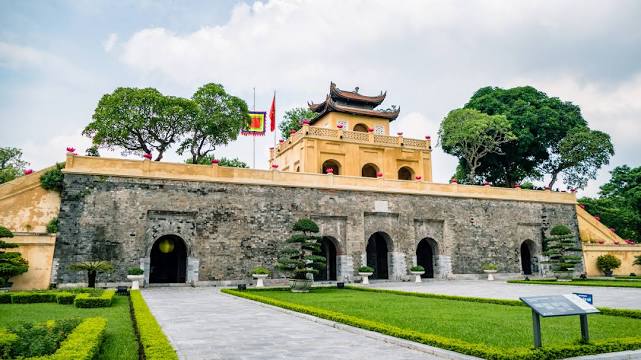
xmin=508 ymin=279 xmax=641 ymax=289
xmin=55 ymin=292 xmax=76 ymax=305
xmin=223 ymin=288 xmax=641 ymax=360
xmin=0 ymin=292 xmax=10 ymax=304
xmin=11 ymin=292 xmax=57 ymax=304
xmin=30 ymin=317 xmax=107 ymax=360
xmin=74 ymin=289 xmax=115 ymax=308
xmin=130 ymin=290 xmax=178 ymax=360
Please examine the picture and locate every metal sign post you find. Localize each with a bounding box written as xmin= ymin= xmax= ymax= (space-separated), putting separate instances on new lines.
xmin=520 ymin=294 xmax=599 ymax=348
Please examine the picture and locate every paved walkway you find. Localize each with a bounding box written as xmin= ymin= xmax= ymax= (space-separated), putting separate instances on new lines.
xmin=142 ymin=287 xmax=450 ymax=360
xmin=369 ymin=280 xmax=641 ymax=310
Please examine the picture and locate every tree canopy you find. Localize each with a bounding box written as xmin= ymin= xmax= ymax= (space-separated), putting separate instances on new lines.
xmin=279 ymin=107 xmax=315 ymax=139
xmin=185 ymin=155 xmax=248 ymax=168
xmin=463 ymin=86 xmax=588 ymax=186
xmin=439 ymin=108 xmax=516 ymax=183
xmin=0 ymin=147 xmax=28 ymax=184
xmin=178 ymin=83 xmax=249 ymax=164
xmin=579 ymin=165 xmax=641 ymax=243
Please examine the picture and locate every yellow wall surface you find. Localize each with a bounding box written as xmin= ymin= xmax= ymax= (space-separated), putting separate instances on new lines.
xmin=4 ymin=234 xmax=56 ymax=290
xmin=577 ymin=205 xmax=625 ymax=245
xmin=0 ymin=167 xmax=61 ymax=233
xmin=313 ymin=112 xmax=391 ymax=135
xmin=582 ymin=244 xmax=641 ymax=276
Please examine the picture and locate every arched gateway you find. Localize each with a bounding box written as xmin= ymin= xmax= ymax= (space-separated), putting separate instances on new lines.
xmin=366 ymin=232 xmax=392 ymax=279
xmin=520 ymin=240 xmax=536 ymax=275
xmin=315 ymin=236 xmax=338 ymax=281
xmin=149 ymin=235 xmax=187 ymax=283
xmin=416 ymin=238 xmax=438 ymax=278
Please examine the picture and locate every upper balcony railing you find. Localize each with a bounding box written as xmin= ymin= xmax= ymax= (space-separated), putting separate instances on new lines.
xmin=271 ymin=125 xmax=431 ymax=159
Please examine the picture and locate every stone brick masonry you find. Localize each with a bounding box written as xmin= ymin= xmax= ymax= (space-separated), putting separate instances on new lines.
xmin=54 ymin=174 xmax=580 ymax=285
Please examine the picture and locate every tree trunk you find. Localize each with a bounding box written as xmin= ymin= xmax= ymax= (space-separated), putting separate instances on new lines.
xmin=154 ymin=152 xmax=164 ymax=161
xmin=548 ymin=172 xmax=559 ymax=189
xmin=88 ymin=270 xmax=97 ymax=288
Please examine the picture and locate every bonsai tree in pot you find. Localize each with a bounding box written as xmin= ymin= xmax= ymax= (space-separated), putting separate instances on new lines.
xmin=544 ymin=225 xmax=582 ymax=280
xmin=127 ymin=267 xmax=144 ymax=290
xmin=251 ymin=266 xmax=270 ymax=288
xmin=0 ymin=226 xmax=29 ymax=289
xmin=409 ymin=265 xmax=425 ymax=283
xmin=358 ymin=266 xmax=374 ymax=285
xmin=69 ymin=260 xmax=114 ymax=288
xmin=276 ymin=218 xmax=326 ymax=292
xmin=596 ymin=254 xmax=621 ymax=277
xmin=481 ymin=263 xmax=498 ymax=281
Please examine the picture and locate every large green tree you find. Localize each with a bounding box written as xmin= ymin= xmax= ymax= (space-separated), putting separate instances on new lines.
xmin=83 ymin=87 xmax=193 ymax=161
xmin=185 ymin=155 xmax=248 ymax=168
xmin=579 ymin=165 xmax=641 ymax=243
xmin=279 ymin=107 xmax=315 ymax=139
xmin=464 ymin=86 xmax=587 ymax=186
xmin=178 ymin=83 xmax=249 ymax=164
xmin=439 ymin=108 xmax=516 ymax=184
xmin=542 ymin=128 xmax=614 ymax=189
xmin=0 ymin=147 xmax=28 ymax=184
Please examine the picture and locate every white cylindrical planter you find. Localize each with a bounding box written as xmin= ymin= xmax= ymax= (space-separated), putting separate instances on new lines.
xmin=484 ymin=270 xmax=497 ymax=281
xmin=127 ymin=275 xmax=144 ymax=290
xmin=359 ymin=272 xmax=373 ymax=285
xmin=410 ymin=271 xmax=425 ymax=283
xmin=253 ymin=274 xmax=268 ymax=288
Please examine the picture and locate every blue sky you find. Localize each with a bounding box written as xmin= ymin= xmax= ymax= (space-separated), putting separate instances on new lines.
xmin=1 ymin=0 xmax=641 ymax=196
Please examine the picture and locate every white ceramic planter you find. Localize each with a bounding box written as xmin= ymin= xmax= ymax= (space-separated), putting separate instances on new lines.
xmin=252 ymin=274 xmax=269 ymax=288
xmin=483 ymin=269 xmax=497 ymax=281
xmin=410 ymin=271 xmax=425 ymax=283
xmin=127 ymin=274 xmax=144 ymax=290
xmin=359 ymin=272 xmax=373 ymax=285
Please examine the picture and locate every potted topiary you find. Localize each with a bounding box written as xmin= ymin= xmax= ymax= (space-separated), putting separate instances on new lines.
xmin=482 ymin=263 xmax=498 ymax=281
xmin=276 ymin=218 xmax=326 ymax=292
xmin=596 ymin=254 xmax=621 ymax=277
xmin=127 ymin=267 xmax=144 ymax=290
xmin=358 ymin=266 xmax=374 ymax=285
xmin=409 ymin=265 xmax=425 ymax=283
xmin=251 ymin=266 xmax=270 ymax=288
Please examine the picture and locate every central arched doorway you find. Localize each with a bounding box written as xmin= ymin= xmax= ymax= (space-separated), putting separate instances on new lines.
xmin=416 ymin=238 xmax=438 ymax=278
xmin=366 ymin=232 xmax=391 ymax=279
xmin=362 ymin=163 xmax=379 ymax=178
xmin=150 ymin=235 xmax=187 ymax=283
xmin=398 ymin=166 xmax=414 ymax=180
xmin=520 ymin=240 xmax=535 ymax=275
xmin=315 ymin=236 xmax=337 ymax=281
xmin=353 ymin=123 xmax=368 ymax=132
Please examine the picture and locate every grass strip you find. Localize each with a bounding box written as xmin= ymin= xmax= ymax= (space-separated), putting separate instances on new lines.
xmin=130 ymin=290 xmax=178 ymax=360
xmin=508 ymin=280 xmax=641 ymax=288
xmin=223 ymin=288 xmax=641 ymax=359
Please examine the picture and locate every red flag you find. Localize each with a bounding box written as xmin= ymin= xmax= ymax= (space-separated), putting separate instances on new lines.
xmin=269 ymin=94 xmax=276 ymax=132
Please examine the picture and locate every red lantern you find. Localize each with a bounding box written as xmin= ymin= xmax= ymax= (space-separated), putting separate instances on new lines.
xmin=483 ymin=181 xmax=491 ymax=187
xmin=271 ymin=164 xmax=279 ymax=169
xmin=598 ymin=240 xmax=605 ymax=244
xmin=302 ymin=119 xmax=310 ymax=125
xmin=326 ymin=168 xmax=334 ymax=174
xmin=415 ymin=176 xmax=422 ymax=180
xmin=66 ymin=147 xmax=75 ymax=153
xmin=450 ymin=178 xmax=458 ymax=184
xmin=609 ymin=227 xmax=616 ymax=233
xmin=279 ymin=139 xmax=284 ymax=144
xmin=337 ymin=124 xmax=344 ymax=129
xmin=143 ymin=153 xmax=152 ymax=160
xmin=594 ymin=216 xmax=601 ymax=221
xmin=579 ymin=204 xmax=586 ymax=209
xmin=290 ymin=129 xmax=297 ymax=134
xmin=425 ymin=136 xmax=431 ymax=140
xmin=397 ymin=132 xmax=403 ymax=136
xmin=376 ymin=172 xmax=383 ymax=178
xmin=23 ymin=169 xmax=33 ymax=175
xmin=368 ymin=128 xmax=374 ymax=133
xmin=211 ymin=159 xmax=219 ymax=165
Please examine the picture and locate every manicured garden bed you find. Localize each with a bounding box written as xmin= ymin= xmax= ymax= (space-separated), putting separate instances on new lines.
xmin=508 ymin=279 xmax=641 ymax=288
xmin=223 ymin=287 xmax=641 ymax=359
xmin=0 ymin=294 xmax=137 ymax=360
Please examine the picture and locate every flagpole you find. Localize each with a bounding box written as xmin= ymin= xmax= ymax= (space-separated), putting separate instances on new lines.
xmin=252 ymin=87 xmax=256 ymax=169
xmin=273 ymin=90 xmax=277 ymax=148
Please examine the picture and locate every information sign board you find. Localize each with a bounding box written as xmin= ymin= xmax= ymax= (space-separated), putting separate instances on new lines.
xmin=573 ymin=293 xmax=594 ymax=305
xmin=520 ymin=294 xmax=599 ymax=317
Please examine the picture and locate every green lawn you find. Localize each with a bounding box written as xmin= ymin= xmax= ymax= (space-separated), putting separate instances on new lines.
xmin=233 ymin=288 xmax=641 ymax=351
xmin=509 ymin=279 xmax=641 ymax=288
xmin=0 ymin=295 xmax=138 ymax=360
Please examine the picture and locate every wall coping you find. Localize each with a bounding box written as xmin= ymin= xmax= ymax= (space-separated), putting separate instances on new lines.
xmin=61 ymin=155 xmax=576 ymax=205
xmin=582 ymin=244 xmax=641 ymax=251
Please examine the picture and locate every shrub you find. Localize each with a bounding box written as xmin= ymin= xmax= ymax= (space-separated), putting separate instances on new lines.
xmin=251 ymin=266 xmax=270 ymax=275
xmin=44 ymin=317 xmax=107 ymax=360
xmin=410 ymin=265 xmax=425 ymax=272
xmin=46 ymin=217 xmax=59 ymax=234
xmin=520 ymin=181 xmax=534 ymax=190
xmin=550 ymin=224 xmax=572 ymax=235
xmin=358 ymin=266 xmax=374 ymax=273
xmin=0 ymin=293 xmax=10 ymax=303
xmin=481 ymin=263 xmax=497 ymax=271
xmin=74 ymin=289 xmax=115 ymax=308
xmin=0 ymin=226 xmax=13 ymax=238
xmin=69 ymin=260 xmax=113 ymax=288
xmin=634 ymin=255 xmax=641 ymax=267
xmin=276 ymin=218 xmax=326 ymax=280
xmin=8 ymin=318 xmax=80 ymax=358
xmin=0 ymin=328 xmax=17 ymax=359
xmin=597 ymin=254 xmax=622 ymax=275
xmin=130 ymin=290 xmax=178 ymax=360
xmin=56 ymin=292 xmax=76 ymax=305
xmin=11 ymin=292 xmax=56 ymax=304
xmin=128 ymin=267 xmax=144 ymax=275
xmin=39 ymin=162 xmax=65 ymax=192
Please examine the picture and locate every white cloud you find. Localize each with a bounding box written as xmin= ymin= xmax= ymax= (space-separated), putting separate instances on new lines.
xmin=103 ymin=33 xmax=118 ymax=53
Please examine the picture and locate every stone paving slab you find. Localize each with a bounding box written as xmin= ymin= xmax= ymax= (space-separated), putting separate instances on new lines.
xmin=142 ymin=287 xmax=447 ymax=360
xmin=369 ymin=280 xmax=641 ymax=310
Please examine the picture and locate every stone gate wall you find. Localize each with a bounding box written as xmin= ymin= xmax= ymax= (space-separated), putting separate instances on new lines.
xmin=54 ymin=173 xmax=580 ymax=285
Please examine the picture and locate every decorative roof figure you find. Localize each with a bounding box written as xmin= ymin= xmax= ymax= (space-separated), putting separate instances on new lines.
xmin=308 ymin=82 xmax=399 ymax=122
